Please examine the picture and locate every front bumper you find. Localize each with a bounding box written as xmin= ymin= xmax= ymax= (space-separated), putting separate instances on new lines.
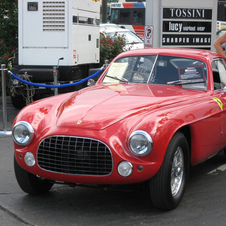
xmin=14 ymin=134 xmax=160 ymax=185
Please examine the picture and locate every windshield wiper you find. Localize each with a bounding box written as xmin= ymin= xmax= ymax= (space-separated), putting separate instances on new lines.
xmin=167 ymin=80 xmax=205 ymax=86
xmin=105 ymin=75 xmax=128 ymax=83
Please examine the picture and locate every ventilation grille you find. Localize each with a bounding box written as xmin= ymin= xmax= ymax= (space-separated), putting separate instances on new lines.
xmin=43 ymin=1 xmax=65 ymax=31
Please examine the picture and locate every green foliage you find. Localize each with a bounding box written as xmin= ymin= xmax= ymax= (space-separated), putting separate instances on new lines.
xmin=100 ymin=32 xmax=126 ymax=66
xmin=0 ymin=0 xmax=18 ymax=95
xmin=0 ymin=0 xmax=126 ymax=95
xmin=0 ymin=0 xmax=18 ymax=63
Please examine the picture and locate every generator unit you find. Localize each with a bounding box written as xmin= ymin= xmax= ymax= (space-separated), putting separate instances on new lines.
xmin=11 ymin=0 xmax=100 ymax=108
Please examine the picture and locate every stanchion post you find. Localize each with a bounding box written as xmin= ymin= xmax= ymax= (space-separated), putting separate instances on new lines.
xmin=53 ymin=66 xmax=58 ymax=96
xmin=0 ymin=64 xmax=12 ymax=136
xmin=104 ymin=60 xmax=109 ymax=68
xmin=1 ymin=64 xmax=7 ymax=130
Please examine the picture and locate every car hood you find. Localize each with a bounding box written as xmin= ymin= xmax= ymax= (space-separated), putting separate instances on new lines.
xmin=56 ymin=83 xmax=201 ymax=130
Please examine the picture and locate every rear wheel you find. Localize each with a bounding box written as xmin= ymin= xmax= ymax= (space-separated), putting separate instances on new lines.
xmin=14 ymin=157 xmax=54 ymax=195
xmin=149 ymin=132 xmax=190 ymax=210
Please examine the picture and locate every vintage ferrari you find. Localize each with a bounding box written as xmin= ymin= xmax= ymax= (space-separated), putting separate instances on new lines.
xmin=12 ymin=48 xmax=226 ymax=210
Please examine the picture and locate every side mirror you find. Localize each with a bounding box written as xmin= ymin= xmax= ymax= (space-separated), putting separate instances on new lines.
xmin=87 ymin=79 xmax=96 ymax=87
xmin=223 ymin=86 xmax=226 ymax=94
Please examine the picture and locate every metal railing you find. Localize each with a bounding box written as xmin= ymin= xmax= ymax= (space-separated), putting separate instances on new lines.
xmin=1 ymin=64 xmax=103 ymax=136
xmin=0 ymin=64 xmax=12 ymax=136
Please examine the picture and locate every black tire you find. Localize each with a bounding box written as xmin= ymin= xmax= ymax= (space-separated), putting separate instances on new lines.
xmin=149 ymin=132 xmax=190 ymax=210
xmin=11 ymin=94 xmax=26 ymax=109
xmin=14 ymin=157 xmax=54 ymax=195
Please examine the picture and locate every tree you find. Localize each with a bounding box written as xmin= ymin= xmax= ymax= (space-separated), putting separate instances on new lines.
xmin=102 ymin=0 xmax=108 ymax=23
xmin=0 ymin=0 xmax=18 ymax=95
xmin=0 ymin=0 xmax=18 ymax=64
xmin=100 ymin=32 xmax=126 ymax=66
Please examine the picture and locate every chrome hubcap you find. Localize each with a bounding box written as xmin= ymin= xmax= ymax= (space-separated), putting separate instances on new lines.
xmin=171 ymin=147 xmax=184 ymax=197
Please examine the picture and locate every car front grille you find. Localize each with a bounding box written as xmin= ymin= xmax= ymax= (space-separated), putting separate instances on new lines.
xmin=37 ymin=136 xmax=113 ymax=176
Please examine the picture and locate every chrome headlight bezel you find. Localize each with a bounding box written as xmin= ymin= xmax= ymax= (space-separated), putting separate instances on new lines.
xmin=129 ymin=130 xmax=153 ymax=156
xmin=12 ymin=121 xmax=34 ymax=146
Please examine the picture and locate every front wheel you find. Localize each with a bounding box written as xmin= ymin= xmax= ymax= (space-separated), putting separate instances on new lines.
xmin=14 ymin=157 xmax=54 ymax=195
xmin=149 ymin=132 xmax=190 ymax=210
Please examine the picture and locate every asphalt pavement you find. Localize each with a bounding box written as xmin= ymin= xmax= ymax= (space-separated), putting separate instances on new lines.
xmin=1 ymin=96 xmax=226 ymax=225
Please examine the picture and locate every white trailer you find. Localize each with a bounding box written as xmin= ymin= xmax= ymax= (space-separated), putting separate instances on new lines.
xmin=12 ymin=0 xmax=100 ymax=108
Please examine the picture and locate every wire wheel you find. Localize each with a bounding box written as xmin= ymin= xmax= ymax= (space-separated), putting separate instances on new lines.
xmin=171 ymin=147 xmax=184 ymax=197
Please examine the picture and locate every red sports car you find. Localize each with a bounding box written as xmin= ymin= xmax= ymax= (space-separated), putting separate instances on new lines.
xmin=12 ymin=48 xmax=226 ymax=210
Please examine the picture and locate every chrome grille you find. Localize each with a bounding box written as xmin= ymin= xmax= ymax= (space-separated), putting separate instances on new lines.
xmin=37 ymin=136 xmax=113 ymax=176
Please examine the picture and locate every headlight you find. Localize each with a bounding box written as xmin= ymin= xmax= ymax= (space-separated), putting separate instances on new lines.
xmin=12 ymin=121 xmax=34 ymax=146
xmin=129 ymin=130 xmax=153 ymax=156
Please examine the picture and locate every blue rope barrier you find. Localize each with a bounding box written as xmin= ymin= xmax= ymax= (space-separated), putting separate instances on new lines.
xmin=8 ymin=68 xmax=102 ymax=88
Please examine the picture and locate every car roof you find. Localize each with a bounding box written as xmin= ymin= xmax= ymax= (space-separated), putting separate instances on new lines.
xmin=100 ymin=27 xmax=131 ymax=33
xmin=100 ymin=23 xmax=131 ymax=33
xmin=116 ymin=48 xmax=222 ymax=61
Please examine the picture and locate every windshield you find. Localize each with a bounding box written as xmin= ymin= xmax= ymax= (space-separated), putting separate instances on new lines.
xmin=102 ymin=55 xmax=208 ymax=90
xmin=106 ymin=31 xmax=143 ymax=44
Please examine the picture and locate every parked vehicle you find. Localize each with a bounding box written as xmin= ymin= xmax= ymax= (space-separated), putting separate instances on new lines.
xmin=100 ymin=24 xmax=144 ymax=50
xmin=110 ymin=2 xmax=145 ymax=39
xmin=13 ymin=48 xmax=226 ymax=210
xmin=100 ymin=23 xmax=120 ymax=30
xmin=11 ymin=0 xmax=100 ymax=109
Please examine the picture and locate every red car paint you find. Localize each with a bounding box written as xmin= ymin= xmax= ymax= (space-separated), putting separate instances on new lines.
xmin=13 ymin=48 xmax=226 ymax=186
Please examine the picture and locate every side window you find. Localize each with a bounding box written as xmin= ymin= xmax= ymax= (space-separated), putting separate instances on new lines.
xmin=212 ymin=59 xmax=226 ymax=90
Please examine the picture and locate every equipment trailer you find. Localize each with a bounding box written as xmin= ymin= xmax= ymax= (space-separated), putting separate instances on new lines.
xmin=11 ymin=0 xmax=100 ymax=108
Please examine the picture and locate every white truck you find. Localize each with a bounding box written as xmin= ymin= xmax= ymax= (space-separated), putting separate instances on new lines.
xmin=11 ymin=0 xmax=100 ymax=108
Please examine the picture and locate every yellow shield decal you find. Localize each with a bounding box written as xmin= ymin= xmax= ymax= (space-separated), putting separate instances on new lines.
xmin=77 ymin=120 xmax=82 ymax=125
xmin=213 ymin=98 xmax=223 ymax=111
